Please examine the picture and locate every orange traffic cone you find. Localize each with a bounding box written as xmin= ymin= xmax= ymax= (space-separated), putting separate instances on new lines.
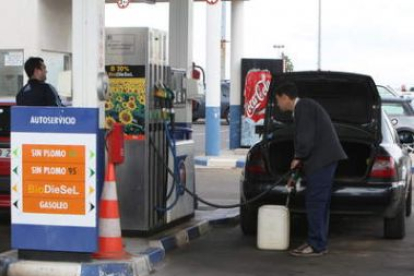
xmin=93 ymin=162 xmax=129 ymax=259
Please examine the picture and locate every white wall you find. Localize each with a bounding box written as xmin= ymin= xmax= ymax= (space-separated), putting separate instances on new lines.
xmin=0 ymin=0 xmax=72 ymax=89
xmin=0 ymin=0 xmax=40 ymax=52
xmin=0 ymin=0 xmax=71 ymax=56
xmin=39 ymin=0 xmax=72 ymax=53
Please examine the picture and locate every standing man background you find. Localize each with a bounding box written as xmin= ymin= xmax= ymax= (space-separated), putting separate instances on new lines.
xmin=275 ymin=82 xmax=347 ymax=257
xmin=16 ymin=57 xmax=64 ymax=106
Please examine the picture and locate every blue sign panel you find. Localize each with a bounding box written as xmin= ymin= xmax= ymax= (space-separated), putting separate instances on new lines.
xmin=11 ymin=107 xmax=98 ymax=133
xmin=11 ymin=107 xmax=100 ymax=253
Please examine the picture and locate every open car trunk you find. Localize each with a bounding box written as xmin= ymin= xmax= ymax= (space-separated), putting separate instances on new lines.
xmin=269 ymin=72 xmax=381 ymax=144
xmin=261 ymin=72 xmax=381 ymax=182
xmin=266 ymin=139 xmax=373 ymax=181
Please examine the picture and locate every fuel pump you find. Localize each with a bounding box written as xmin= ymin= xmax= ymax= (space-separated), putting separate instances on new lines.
xmin=105 ymin=27 xmax=196 ymax=235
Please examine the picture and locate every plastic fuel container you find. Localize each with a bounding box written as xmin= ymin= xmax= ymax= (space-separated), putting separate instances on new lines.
xmin=257 ymin=205 xmax=290 ymax=250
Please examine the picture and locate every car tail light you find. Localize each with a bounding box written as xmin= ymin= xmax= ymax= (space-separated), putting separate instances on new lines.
xmin=245 ymin=150 xmax=267 ymax=175
xmin=369 ymin=156 xmax=397 ymax=179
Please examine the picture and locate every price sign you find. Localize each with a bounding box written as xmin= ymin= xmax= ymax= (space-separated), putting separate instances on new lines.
xmin=22 ymin=144 xmax=86 ymax=215
xmin=11 ymin=107 xmax=101 ymax=253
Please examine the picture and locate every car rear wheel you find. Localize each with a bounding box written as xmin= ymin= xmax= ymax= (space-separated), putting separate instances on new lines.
xmin=240 ymin=202 xmax=257 ymax=235
xmin=384 ymin=199 xmax=406 ymax=239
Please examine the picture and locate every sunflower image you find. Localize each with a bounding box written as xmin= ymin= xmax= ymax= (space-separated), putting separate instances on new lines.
xmin=127 ymin=100 xmax=137 ymax=110
xmin=138 ymin=94 xmax=145 ymax=104
xmin=129 ymin=96 xmax=136 ymax=102
xmin=119 ymin=110 xmax=133 ymax=124
xmin=105 ymin=101 xmax=114 ymax=110
xmin=105 ymin=117 xmax=116 ymax=130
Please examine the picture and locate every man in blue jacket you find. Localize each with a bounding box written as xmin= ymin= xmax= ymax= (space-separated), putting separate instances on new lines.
xmin=16 ymin=57 xmax=64 ymax=106
xmin=275 ymin=82 xmax=347 ymax=257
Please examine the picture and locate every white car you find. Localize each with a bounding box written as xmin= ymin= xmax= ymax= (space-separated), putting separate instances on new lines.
xmin=377 ymin=85 xmax=400 ymax=98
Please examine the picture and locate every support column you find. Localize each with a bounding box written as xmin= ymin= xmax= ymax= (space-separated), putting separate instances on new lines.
xmin=220 ymin=2 xmax=227 ymax=81
xmin=205 ymin=1 xmax=222 ymax=156
xmin=169 ymin=0 xmax=193 ymax=128
xmin=229 ymin=0 xmax=244 ymax=149
xmin=72 ymin=0 xmax=106 ymax=126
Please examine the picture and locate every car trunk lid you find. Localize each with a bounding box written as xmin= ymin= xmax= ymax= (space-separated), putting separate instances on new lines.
xmin=267 ymin=71 xmax=381 ymax=144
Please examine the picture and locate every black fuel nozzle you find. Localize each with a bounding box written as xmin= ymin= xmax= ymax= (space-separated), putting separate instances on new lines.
xmin=286 ymin=167 xmax=301 ymax=193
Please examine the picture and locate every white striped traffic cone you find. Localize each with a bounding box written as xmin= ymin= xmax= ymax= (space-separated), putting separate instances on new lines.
xmin=93 ymin=162 xmax=129 ymax=259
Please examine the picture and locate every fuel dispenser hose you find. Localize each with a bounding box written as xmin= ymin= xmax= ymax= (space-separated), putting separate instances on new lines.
xmin=149 ymin=124 xmax=294 ymax=211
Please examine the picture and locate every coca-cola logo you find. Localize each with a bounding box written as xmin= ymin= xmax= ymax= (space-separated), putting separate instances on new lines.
xmin=244 ymin=70 xmax=271 ymax=122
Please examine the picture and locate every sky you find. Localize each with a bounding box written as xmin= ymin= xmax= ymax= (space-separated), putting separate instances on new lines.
xmin=106 ymin=0 xmax=414 ymax=89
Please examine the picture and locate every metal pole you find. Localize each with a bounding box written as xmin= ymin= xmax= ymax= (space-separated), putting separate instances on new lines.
xmin=169 ymin=0 xmax=193 ymax=128
xmin=230 ymin=1 xmax=244 ymax=149
xmin=205 ymin=1 xmax=222 ymax=156
xmin=273 ymin=44 xmax=285 ymax=72
xmin=317 ymin=0 xmax=322 ymax=70
xmin=220 ymin=1 xmax=226 ymax=81
xmin=273 ymin=44 xmax=284 ymax=58
xmin=229 ymin=0 xmax=244 ymax=149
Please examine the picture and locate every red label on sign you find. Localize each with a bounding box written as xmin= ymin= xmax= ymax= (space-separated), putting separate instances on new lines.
xmin=243 ymin=69 xmax=272 ymax=122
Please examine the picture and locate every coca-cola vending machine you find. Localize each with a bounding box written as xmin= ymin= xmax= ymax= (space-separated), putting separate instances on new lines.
xmin=241 ymin=59 xmax=284 ymax=147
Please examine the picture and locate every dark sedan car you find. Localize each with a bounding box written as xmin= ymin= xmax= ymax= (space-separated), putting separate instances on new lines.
xmin=191 ymin=81 xmax=230 ymax=123
xmin=240 ymin=71 xmax=412 ymax=239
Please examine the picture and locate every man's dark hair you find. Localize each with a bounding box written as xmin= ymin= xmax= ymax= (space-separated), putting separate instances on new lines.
xmin=24 ymin=57 xmax=44 ymax=78
xmin=275 ymin=82 xmax=298 ymax=99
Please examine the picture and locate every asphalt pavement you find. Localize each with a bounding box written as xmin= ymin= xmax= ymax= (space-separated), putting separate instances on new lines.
xmin=152 ymin=216 xmax=414 ymax=276
xmin=0 ymin=144 xmax=246 ymax=276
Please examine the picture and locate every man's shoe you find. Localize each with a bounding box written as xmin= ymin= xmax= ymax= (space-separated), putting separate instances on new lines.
xmin=289 ymin=244 xmax=328 ymax=257
xmin=291 ymin=243 xmax=310 ymax=254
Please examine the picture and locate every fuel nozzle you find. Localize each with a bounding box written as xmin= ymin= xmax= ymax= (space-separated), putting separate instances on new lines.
xmin=286 ymin=168 xmax=301 ymax=192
